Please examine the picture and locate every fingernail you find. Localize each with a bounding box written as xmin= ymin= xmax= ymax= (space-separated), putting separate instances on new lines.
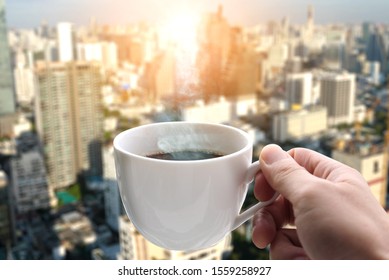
xmin=261 ymin=144 xmax=289 ymax=165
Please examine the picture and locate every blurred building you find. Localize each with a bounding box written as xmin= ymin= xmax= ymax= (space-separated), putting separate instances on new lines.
xmin=231 ymin=93 xmax=259 ymax=118
xmin=53 ymin=211 xmax=97 ymax=255
xmin=197 ymin=5 xmax=231 ymax=98
xmin=35 ymin=61 xmax=103 ymax=191
xmin=101 ymin=24 xmax=156 ymax=66
xmin=319 ymin=72 xmax=355 ymax=126
xmin=285 ymin=72 xmax=313 ymax=109
xmin=332 ymin=141 xmax=387 ymax=207
xmin=117 ymin=215 xmax=232 ymax=260
xmin=365 ymin=27 xmax=387 ymax=74
xmin=362 ymin=22 xmax=373 ymax=45
xmin=0 ymin=170 xmax=11 ymax=246
xmin=0 ymin=0 xmax=15 ymax=116
xmin=76 ymin=41 xmax=118 ymax=71
xmin=103 ymin=145 xmax=122 ymax=232
xmin=305 ymin=5 xmax=314 ymax=38
xmin=321 ymin=26 xmax=347 ymax=71
xmin=272 ymin=106 xmax=327 ymax=143
xmin=222 ymin=33 xmax=260 ymax=97
xmin=0 ymin=114 xmax=17 ymax=140
xmin=262 ymin=41 xmax=289 ymax=81
xmin=13 ymin=50 xmax=35 ymax=106
xmin=10 ymin=150 xmax=52 ymax=213
xmin=284 ymin=57 xmax=303 ymax=74
xmin=57 ymin=22 xmax=75 ymax=62
xmin=141 ymin=49 xmax=175 ymax=103
xmin=181 ymin=97 xmax=231 ymax=123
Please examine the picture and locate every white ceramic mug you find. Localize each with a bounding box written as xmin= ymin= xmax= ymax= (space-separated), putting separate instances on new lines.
xmin=113 ymin=121 xmax=278 ymax=251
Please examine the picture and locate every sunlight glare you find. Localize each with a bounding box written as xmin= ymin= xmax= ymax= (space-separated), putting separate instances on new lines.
xmin=160 ymin=10 xmax=200 ymax=56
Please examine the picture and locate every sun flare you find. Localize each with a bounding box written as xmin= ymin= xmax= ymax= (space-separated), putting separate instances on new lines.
xmin=160 ymin=9 xmax=200 ymax=55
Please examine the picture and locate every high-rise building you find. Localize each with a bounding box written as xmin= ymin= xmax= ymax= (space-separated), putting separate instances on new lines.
xmin=285 ymin=72 xmax=313 ymax=109
xmin=103 ymin=145 xmax=123 ymax=232
xmin=0 ymin=0 xmax=16 ymax=116
xmin=197 ymin=5 xmax=231 ymax=98
xmin=142 ymin=49 xmax=175 ymax=103
xmin=13 ymin=50 xmax=35 ymax=105
xmin=319 ymin=72 xmax=355 ymax=126
xmin=222 ymin=38 xmax=260 ymax=97
xmin=35 ymin=61 xmax=103 ymax=191
xmin=362 ymin=22 xmax=373 ymax=45
xmin=262 ymin=42 xmax=289 ymax=79
xmin=0 ymin=169 xmax=11 ymax=246
xmin=306 ymin=5 xmax=314 ymax=38
xmin=57 ymin=22 xmax=75 ymax=62
xmin=365 ymin=27 xmax=387 ymax=74
xmin=10 ymin=150 xmax=52 ymax=213
xmin=39 ymin=20 xmax=50 ymax=38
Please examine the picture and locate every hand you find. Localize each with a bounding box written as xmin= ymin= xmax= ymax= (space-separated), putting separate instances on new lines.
xmin=252 ymin=144 xmax=389 ymax=259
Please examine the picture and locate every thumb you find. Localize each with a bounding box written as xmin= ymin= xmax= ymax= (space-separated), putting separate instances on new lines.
xmin=259 ymin=144 xmax=314 ymax=203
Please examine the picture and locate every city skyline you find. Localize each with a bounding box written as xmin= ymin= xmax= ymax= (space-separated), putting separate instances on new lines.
xmin=5 ymin=0 xmax=389 ymax=29
xmin=2 ymin=0 xmax=389 ymax=261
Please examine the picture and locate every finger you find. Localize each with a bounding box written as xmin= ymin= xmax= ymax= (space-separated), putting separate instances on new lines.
xmin=252 ymin=196 xmax=294 ymax=248
xmin=269 ymin=229 xmax=309 ymax=260
xmin=252 ymin=207 xmax=276 ymax=249
xmin=259 ymin=144 xmax=319 ymax=203
xmin=254 ymin=171 xmax=276 ymax=202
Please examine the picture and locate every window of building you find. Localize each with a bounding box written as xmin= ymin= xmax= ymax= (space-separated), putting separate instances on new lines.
xmin=373 ymin=160 xmax=380 ymax=173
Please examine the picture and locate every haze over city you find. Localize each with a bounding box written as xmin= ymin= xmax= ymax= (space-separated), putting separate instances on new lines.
xmin=6 ymin=0 xmax=389 ymax=28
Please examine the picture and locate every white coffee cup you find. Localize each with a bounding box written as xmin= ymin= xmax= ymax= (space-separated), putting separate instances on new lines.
xmin=113 ymin=121 xmax=278 ymax=251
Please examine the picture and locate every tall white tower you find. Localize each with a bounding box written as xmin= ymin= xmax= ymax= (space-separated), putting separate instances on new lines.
xmin=306 ymin=5 xmax=314 ymax=36
xmin=319 ymin=72 xmax=356 ymax=126
xmin=57 ymin=22 xmax=75 ymax=62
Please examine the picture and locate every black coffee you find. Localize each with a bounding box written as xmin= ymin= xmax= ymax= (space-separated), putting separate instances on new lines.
xmin=146 ymin=150 xmax=224 ymax=161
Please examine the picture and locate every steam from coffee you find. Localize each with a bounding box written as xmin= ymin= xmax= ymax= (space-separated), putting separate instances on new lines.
xmin=150 ymin=125 xmax=224 ymax=161
xmin=157 ymin=133 xmax=207 ymax=152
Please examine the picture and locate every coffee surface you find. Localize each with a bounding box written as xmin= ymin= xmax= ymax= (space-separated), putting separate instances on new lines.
xmin=146 ymin=150 xmax=224 ymax=161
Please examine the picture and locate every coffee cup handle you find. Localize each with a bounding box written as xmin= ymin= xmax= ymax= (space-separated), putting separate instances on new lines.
xmin=231 ymin=161 xmax=279 ymax=231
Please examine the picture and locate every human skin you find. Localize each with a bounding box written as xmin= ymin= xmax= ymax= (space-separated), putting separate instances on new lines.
xmin=252 ymin=144 xmax=389 ymax=260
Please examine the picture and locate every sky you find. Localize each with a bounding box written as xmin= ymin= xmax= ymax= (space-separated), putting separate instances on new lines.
xmin=4 ymin=0 xmax=389 ymax=29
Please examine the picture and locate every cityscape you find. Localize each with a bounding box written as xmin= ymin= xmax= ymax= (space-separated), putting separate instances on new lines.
xmin=1 ymin=0 xmax=389 ymax=260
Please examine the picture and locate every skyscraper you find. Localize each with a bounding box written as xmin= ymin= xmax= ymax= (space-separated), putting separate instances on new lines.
xmin=362 ymin=22 xmax=373 ymax=45
xmin=305 ymin=5 xmax=314 ymax=37
xmin=0 ymin=0 xmax=16 ymax=115
xmin=197 ymin=5 xmax=231 ymax=99
xmin=319 ymin=72 xmax=356 ymax=126
xmin=57 ymin=22 xmax=75 ymax=62
xmin=35 ymin=61 xmax=103 ymax=191
xmin=0 ymin=169 xmax=11 ymax=247
xmin=103 ymin=145 xmax=123 ymax=232
xmin=365 ymin=27 xmax=387 ymax=74
xmin=10 ymin=150 xmax=52 ymax=213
